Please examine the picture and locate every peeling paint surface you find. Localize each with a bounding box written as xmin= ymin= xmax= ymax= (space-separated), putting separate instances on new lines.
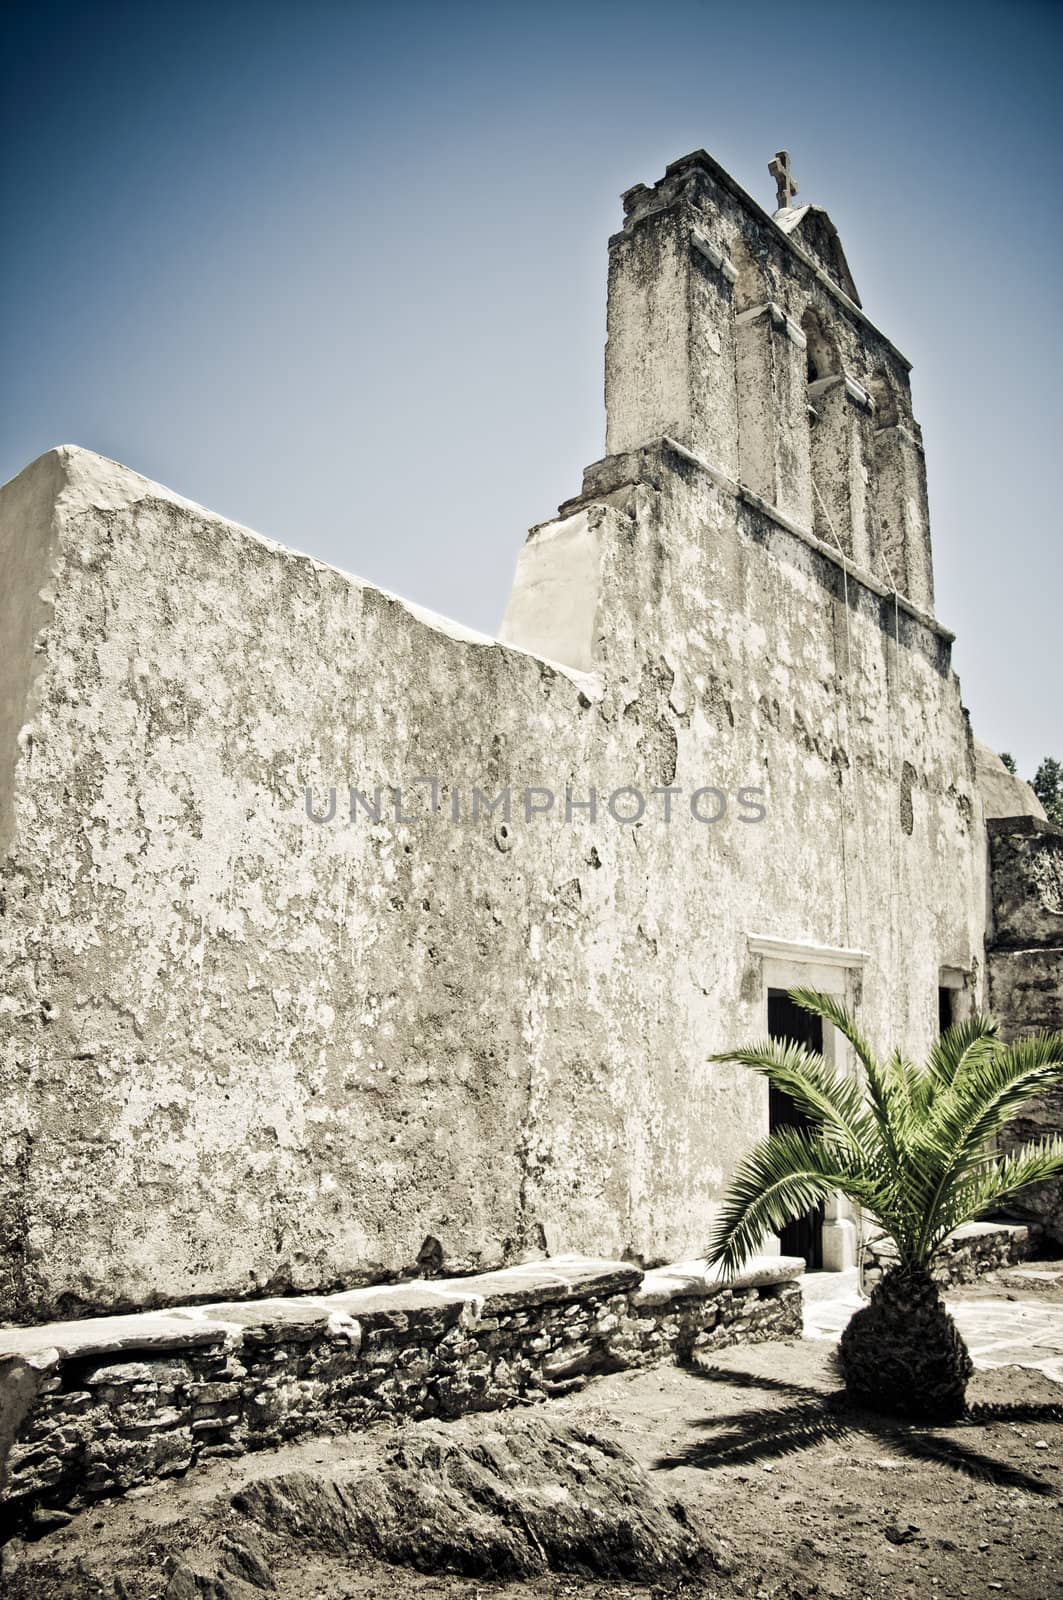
xmin=0 ymin=150 xmax=991 ymax=1324
xmin=0 ymin=438 xmax=984 ymax=1324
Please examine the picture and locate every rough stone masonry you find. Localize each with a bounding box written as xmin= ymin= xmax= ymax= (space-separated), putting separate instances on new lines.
xmin=0 ymin=1254 xmax=802 ymax=1526
xmin=0 ymin=146 xmax=1058 ymax=1333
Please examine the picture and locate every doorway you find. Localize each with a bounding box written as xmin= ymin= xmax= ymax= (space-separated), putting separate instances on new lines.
xmin=767 ymin=989 xmax=825 ymax=1268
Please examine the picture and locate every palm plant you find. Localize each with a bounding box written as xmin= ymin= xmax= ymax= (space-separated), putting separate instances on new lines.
xmin=707 ymin=990 xmax=1063 ymax=1420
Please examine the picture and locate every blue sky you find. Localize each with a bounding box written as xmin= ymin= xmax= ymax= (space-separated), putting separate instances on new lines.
xmin=3 ymin=0 xmax=1060 ymax=776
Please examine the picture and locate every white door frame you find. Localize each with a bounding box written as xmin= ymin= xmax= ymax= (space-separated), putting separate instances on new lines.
xmin=747 ymin=935 xmax=869 ymax=1271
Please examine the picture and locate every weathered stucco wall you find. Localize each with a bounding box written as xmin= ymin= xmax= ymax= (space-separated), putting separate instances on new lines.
xmin=1 ymin=434 xmax=983 ymax=1324
xmin=507 ymin=434 xmax=984 ymax=1054
xmin=0 ymin=446 xmax=768 ymax=1321
xmin=1 ymin=148 xmax=990 ymax=1325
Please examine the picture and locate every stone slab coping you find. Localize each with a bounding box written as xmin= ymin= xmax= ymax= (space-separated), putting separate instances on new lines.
xmin=986 ymin=815 xmax=1062 ymax=840
xmin=949 ymin=1221 xmax=1031 ymax=1243
xmin=865 ymin=1220 xmax=1030 ymax=1256
xmin=0 ymin=1256 xmax=652 ymax=1364
xmin=0 ymin=1252 xmax=802 ymax=1367
xmin=634 ymin=1254 xmax=804 ymax=1308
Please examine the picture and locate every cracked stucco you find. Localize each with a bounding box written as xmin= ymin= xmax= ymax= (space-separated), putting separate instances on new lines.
xmin=0 ymin=154 xmax=994 ymax=1324
xmin=0 ymin=439 xmax=984 ymax=1323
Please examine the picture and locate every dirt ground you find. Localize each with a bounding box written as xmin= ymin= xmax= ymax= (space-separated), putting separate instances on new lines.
xmin=5 ymin=1265 xmax=1063 ymax=1600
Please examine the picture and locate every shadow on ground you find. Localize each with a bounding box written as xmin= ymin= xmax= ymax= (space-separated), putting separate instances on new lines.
xmin=654 ymin=1362 xmax=1063 ymax=1497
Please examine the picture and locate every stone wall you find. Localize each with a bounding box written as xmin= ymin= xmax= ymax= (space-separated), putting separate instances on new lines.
xmin=861 ymin=1220 xmax=1034 ymax=1292
xmin=988 ymin=816 xmax=1063 ymax=953
xmin=0 ymin=437 xmax=986 ymax=1324
xmin=0 ymin=1255 xmax=802 ymax=1531
xmin=1 ymin=148 xmax=989 ymax=1326
xmin=986 ymin=816 xmax=1063 ymax=1244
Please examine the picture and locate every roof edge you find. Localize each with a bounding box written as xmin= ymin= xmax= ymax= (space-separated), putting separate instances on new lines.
xmin=633 ymin=149 xmax=911 ymax=372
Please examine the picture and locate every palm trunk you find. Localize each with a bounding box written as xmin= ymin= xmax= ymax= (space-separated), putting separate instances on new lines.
xmin=837 ymin=1265 xmax=973 ymax=1421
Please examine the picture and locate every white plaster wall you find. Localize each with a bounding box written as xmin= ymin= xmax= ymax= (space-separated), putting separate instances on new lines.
xmin=0 ymin=442 xmax=985 ymax=1323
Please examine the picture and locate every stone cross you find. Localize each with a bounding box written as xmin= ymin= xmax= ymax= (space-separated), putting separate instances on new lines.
xmin=769 ymin=150 xmax=799 ymax=210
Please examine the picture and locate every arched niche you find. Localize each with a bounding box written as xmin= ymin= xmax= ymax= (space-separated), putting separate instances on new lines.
xmin=732 ymin=243 xmax=811 ymax=523
xmin=802 ymin=309 xmax=839 ymax=385
xmin=869 ymin=371 xmax=899 ymax=430
xmin=802 ymin=308 xmax=873 ymax=564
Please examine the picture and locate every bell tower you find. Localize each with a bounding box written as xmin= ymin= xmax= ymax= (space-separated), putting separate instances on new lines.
xmin=601 ymin=149 xmax=935 ymax=612
xmin=502 ymin=147 xmax=939 ymax=671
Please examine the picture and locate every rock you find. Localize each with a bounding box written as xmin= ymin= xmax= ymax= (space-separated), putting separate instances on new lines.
xmin=467 ymin=1257 xmax=643 ymax=1314
xmin=541 ymin=1342 xmax=596 ymax=1380
xmin=219 ymin=1536 xmax=274 ymax=1590
xmin=2 ymin=1258 xmax=800 ymax=1527
xmin=162 ymin=1561 xmax=201 ymax=1599
xmin=0 ymin=1314 xmax=231 ymax=1365
xmin=83 ymin=1362 xmax=158 ymax=1387
xmin=29 ymin=1505 xmax=74 ymax=1531
xmin=233 ymin=1412 xmax=724 ymax=1582
xmin=163 ymin=1557 xmax=264 ymax=1599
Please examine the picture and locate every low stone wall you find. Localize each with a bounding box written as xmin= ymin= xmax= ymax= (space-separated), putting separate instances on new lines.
xmin=986 ymin=815 xmax=1063 ymax=1247
xmin=0 ymin=1253 xmax=802 ymax=1530
xmin=862 ymin=1221 xmax=1034 ymax=1292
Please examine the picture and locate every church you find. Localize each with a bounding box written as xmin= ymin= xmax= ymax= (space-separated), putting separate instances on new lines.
xmin=1 ymin=146 xmax=1058 ymax=1329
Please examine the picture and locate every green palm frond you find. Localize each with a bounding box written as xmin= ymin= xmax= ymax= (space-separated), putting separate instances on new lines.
xmin=928 ymin=1033 xmax=1063 ymax=1165
xmin=924 ymin=1015 xmax=999 ymax=1092
xmin=707 ymin=1036 xmax=875 ymax=1156
xmin=880 ymin=1047 xmax=933 ymax=1144
xmin=925 ymin=1136 xmax=1063 ymax=1250
xmin=884 ymin=1047 xmax=918 ymax=1099
xmin=706 ymin=1125 xmax=889 ymax=1277
xmin=787 ymin=987 xmax=908 ymax=1173
xmin=788 ymin=988 xmax=879 ymax=1080
xmin=912 ymin=1033 xmax=1063 ymax=1254
xmin=907 ymin=1018 xmax=996 ymax=1122
xmin=709 ymin=991 xmax=1063 ymax=1277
